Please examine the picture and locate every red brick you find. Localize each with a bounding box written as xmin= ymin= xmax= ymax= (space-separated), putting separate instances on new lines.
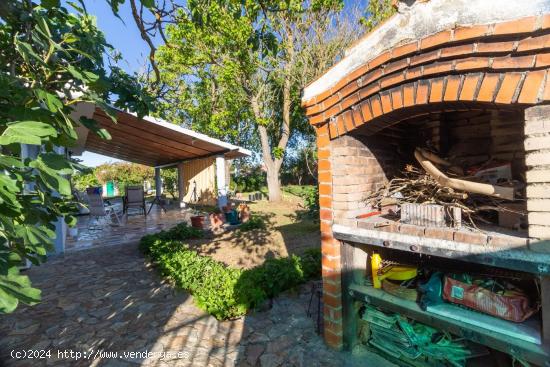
xmin=476 ymin=40 xmax=517 ymax=54
xmin=384 ymin=58 xmax=409 ymax=75
xmin=424 ymin=226 xmax=455 ymax=241
xmin=459 ymin=73 xmax=482 ymax=101
xmin=347 ymin=65 xmax=369 ymax=85
xmin=453 ymin=231 xmax=488 ymax=245
xmin=493 ymin=16 xmax=537 ymax=35
xmin=440 ymin=44 xmax=474 ymax=58
xmin=368 ymin=51 xmax=391 ymax=69
xmin=324 ymin=305 xmax=342 ymax=322
xmin=359 ymin=100 xmax=373 ymax=123
xmin=322 ymin=254 xmax=340 ymax=270
xmin=358 ymin=83 xmax=379 ymax=101
xmin=495 ymin=72 xmax=522 ymax=104
xmin=317 ymin=148 xmax=330 ymax=159
xmin=380 ymin=92 xmax=393 ymax=114
xmin=543 ymin=14 xmax=550 ymax=30
xmin=517 ymin=33 xmax=550 ymax=52
xmin=391 ymin=87 xmax=403 ymax=110
xmin=392 ymin=41 xmax=418 ymax=59
xmin=322 ymin=293 xmax=342 ymax=309
xmin=340 ymin=93 xmax=359 ymax=111
xmin=318 ymin=171 xmax=332 ymax=184
xmin=420 ymin=30 xmax=452 ymax=50
xmin=319 ymin=196 xmax=332 ymax=208
xmin=319 ymin=184 xmax=332 ymax=196
xmin=339 ymin=80 xmax=360 ymax=100
xmin=403 ymin=83 xmax=416 ymax=107
xmin=319 ymin=208 xmax=332 ymax=221
xmin=429 ymin=78 xmax=444 ymax=102
xmin=324 ymin=328 xmax=343 ymax=349
xmin=328 ymin=120 xmax=338 ymax=138
xmin=320 ymin=221 xmax=331 ymax=235
xmin=351 ymin=106 xmax=364 ymax=127
xmin=518 ymin=70 xmax=546 ymax=104
xmin=309 ymin=113 xmax=326 ymax=125
xmin=410 ymin=50 xmax=440 ymax=66
xmin=476 ymin=73 xmax=500 ymax=102
xmin=453 ymin=24 xmax=491 ymax=41
xmin=416 ymin=81 xmax=429 ymax=104
xmin=455 ymin=57 xmax=490 ymax=71
xmin=492 ymin=55 xmax=535 ymax=69
xmin=544 ymin=74 xmax=550 ymax=102
xmin=317 ymin=123 xmax=329 ymax=136
xmin=370 ymin=96 xmax=383 ymax=117
xmin=399 ymin=223 xmax=426 ymax=236
xmin=317 ymin=132 xmax=330 ymax=148
xmin=405 ymin=66 xmax=423 ymax=80
xmin=380 ymin=72 xmax=405 ymax=89
xmin=334 ymin=115 xmax=345 ymax=135
xmin=318 ymin=159 xmax=331 ymax=171
xmin=423 ymin=60 xmax=454 ymax=77
xmin=305 ymin=103 xmax=323 ymax=116
xmin=361 ymin=68 xmax=383 ymax=88
xmin=341 ymin=110 xmax=355 ymax=132
xmin=443 ymin=76 xmax=461 ymax=101
xmin=536 ymin=52 xmax=550 ymax=67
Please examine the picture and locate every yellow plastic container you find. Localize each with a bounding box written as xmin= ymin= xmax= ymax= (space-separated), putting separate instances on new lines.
xmin=371 ymin=253 xmax=417 ymax=288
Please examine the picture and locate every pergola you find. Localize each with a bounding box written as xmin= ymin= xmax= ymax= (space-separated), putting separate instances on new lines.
xmin=71 ymin=102 xmax=251 ymax=208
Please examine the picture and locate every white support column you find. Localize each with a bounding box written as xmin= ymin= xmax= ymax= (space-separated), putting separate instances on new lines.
xmin=177 ymin=162 xmax=186 ymax=208
xmin=154 ymin=167 xmax=163 ymax=198
xmin=216 ymin=155 xmax=228 ymax=209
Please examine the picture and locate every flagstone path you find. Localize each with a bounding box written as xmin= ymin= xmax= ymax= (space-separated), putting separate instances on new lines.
xmin=0 ymin=241 xmax=393 ymax=367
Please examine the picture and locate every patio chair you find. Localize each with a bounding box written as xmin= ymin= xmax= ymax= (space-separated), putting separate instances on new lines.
xmin=86 ymin=187 xmax=123 ymax=227
xmin=124 ymin=185 xmax=147 ymax=216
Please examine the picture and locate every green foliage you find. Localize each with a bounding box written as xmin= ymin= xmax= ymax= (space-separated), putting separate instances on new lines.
xmin=360 ymin=0 xmax=397 ymax=32
xmin=160 ymin=167 xmax=178 ymax=199
xmin=231 ymin=168 xmax=266 ymax=193
xmin=239 ymin=216 xmax=266 ymax=232
xmin=140 ymin=228 xmax=321 ymax=320
xmin=0 ymin=0 xmax=151 ymax=313
xmin=283 ymin=185 xmax=319 ymax=218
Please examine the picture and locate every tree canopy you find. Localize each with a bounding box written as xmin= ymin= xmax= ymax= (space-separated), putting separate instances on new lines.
xmin=0 ymin=0 xmax=151 ymax=313
xmin=155 ymin=0 xmax=359 ymax=201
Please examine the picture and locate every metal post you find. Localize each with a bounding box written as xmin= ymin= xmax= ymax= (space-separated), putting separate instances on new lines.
xmin=155 ymin=167 xmax=162 ymax=198
xmin=216 ymin=155 xmax=228 ymax=209
xmin=177 ymin=162 xmax=185 ymax=208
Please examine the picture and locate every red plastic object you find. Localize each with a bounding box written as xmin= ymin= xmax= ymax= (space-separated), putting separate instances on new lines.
xmin=356 ymin=211 xmax=382 ymax=219
xmin=442 ymin=276 xmax=537 ymax=323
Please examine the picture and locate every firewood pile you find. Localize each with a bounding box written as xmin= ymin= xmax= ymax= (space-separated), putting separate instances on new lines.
xmin=365 ymin=148 xmax=525 ymax=228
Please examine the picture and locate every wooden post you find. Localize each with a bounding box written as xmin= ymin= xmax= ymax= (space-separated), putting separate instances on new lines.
xmin=542 ymin=276 xmax=550 ymax=354
xmin=341 ymin=241 xmax=366 ymax=350
xmin=177 ymin=162 xmax=185 ymax=208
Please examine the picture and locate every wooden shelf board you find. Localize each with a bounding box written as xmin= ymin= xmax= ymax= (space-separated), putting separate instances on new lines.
xmin=334 ymin=224 xmax=550 ymax=275
xmin=349 ymin=283 xmax=549 ymax=366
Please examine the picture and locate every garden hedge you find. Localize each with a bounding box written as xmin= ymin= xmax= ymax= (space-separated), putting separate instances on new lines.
xmin=139 ymin=223 xmax=321 ymax=319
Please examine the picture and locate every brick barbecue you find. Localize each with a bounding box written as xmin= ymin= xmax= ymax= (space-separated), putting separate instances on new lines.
xmin=303 ymin=0 xmax=550 ymax=365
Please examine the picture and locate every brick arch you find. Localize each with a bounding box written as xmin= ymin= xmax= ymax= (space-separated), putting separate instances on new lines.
xmin=303 ymin=15 xmax=550 ymax=140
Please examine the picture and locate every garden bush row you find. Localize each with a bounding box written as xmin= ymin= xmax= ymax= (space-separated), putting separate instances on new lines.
xmin=139 ymin=223 xmax=321 ymax=320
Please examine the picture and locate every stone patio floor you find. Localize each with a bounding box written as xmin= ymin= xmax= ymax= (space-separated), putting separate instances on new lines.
xmin=0 ymin=242 xmax=394 ymax=367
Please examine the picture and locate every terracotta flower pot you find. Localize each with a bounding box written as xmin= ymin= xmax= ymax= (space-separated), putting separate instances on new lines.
xmin=191 ymin=215 xmax=205 ymax=229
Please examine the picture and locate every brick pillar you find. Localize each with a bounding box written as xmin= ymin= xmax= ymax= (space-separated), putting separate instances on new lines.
xmin=317 ymin=123 xmax=344 ymax=350
xmin=525 ymin=105 xmax=550 ymax=252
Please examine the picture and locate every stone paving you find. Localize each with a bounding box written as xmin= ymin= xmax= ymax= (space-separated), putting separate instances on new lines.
xmin=0 ymin=241 xmax=394 ymax=367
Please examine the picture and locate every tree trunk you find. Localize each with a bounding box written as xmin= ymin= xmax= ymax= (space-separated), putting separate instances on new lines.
xmin=267 ymin=168 xmax=282 ymax=202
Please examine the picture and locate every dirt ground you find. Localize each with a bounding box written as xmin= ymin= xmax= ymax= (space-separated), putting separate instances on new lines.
xmin=188 ymin=191 xmax=320 ymax=269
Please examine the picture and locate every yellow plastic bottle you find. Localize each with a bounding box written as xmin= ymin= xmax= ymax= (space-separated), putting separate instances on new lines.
xmin=371 ymin=253 xmax=383 ymax=288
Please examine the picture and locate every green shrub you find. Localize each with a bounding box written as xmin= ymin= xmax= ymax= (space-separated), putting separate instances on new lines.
xmin=140 ymin=231 xmax=321 ymax=319
xmin=239 ymin=216 xmax=266 ymax=231
xmin=283 ymin=185 xmax=319 ymax=218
